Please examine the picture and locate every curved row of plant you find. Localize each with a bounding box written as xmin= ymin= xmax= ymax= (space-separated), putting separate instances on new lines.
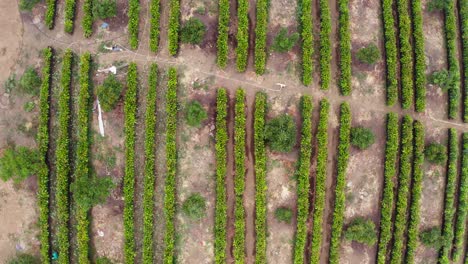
xmin=164 ymin=68 xmax=178 ymax=263
xmin=233 ymin=89 xmax=246 ymax=264
xmin=292 ymin=95 xmax=313 ymax=264
xmin=328 ymin=101 xmax=351 ymax=264
xmin=143 ymin=64 xmax=158 ymax=264
xmin=168 ymin=0 xmax=180 ymax=55
xmin=45 ymin=0 xmax=57 ymax=29
xmin=64 ymin=0 xmax=76 ymax=33
xmin=38 ymin=47 xmax=53 ymax=264
xmin=310 ymin=100 xmax=331 ymax=264
xmin=236 ymin=0 xmax=249 ymax=72
xmin=217 ymin=0 xmax=230 ymax=68
xmin=123 ymin=63 xmax=138 ymax=263
xmin=338 ymin=0 xmax=351 ymax=95
xmin=381 ymin=0 xmax=398 ymax=105
xmin=396 ymin=0 xmax=414 ymax=109
xmin=300 ymin=0 xmax=313 ymax=85
xmin=128 ymin=0 xmax=140 ymax=49
xmin=460 ymin=0 xmax=468 ymax=122
xmin=438 ymin=129 xmax=459 ymax=264
xmin=452 ymin=133 xmax=468 ymax=261
xmin=254 ymin=92 xmax=267 ymax=264
xmin=404 ymin=120 xmax=424 ymax=263
xmin=55 ymin=49 xmax=73 ymax=264
xmin=254 ymin=0 xmax=269 ymax=74
xmin=412 ymin=0 xmax=426 ymax=112
xmin=389 ymin=115 xmax=413 ymax=264
xmin=444 ymin=0 xmax=460 ymax=119
xmin=82 ymin=0 xmax=93 ymax=37
xmin=319 ymin=0 xmax=331 ymax=89
xmin=150 ymin=0 xmax=161 ymax=52
xmin=376 ymin=113 xmax=399 ymax=264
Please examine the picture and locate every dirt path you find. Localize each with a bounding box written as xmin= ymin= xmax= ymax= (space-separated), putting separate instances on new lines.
xmin=226 ymin=94 xmax=236 ymax=263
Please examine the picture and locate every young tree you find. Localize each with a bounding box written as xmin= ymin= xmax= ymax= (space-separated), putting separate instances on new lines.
xmin=182 ymin=193 xmax=207 ymax=220
xmin=356 ymin=44 xmax=381 ymax=64
xmin=185 ymin=100 xmax=208 ymax=127
xmin=351 ymin=127 xmax=375 ymax=149
xmin=180 ymin=18 xmax=207 ymax=45
xmin=0 ymin=146 xmax=41 ymax=183
xmin=344 ymin=218 xmax=378 ymax=245
xmin=19 ymin=67 xmax=42 ymax=95
xmin=271 ymin=28 xmax=299 ymax=53
xmin=425 ymin=143 xmax=447 ymax=165
xmin=264 ymin=114 xmax=297 ymax=152
xmin=93 ymin=0 xmax=117 ymax=19
xmin=97 ymin=74 xmax=123 ymax=112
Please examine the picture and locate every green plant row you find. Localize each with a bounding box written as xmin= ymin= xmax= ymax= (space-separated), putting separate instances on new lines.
xmin=310 ymin=100 xmax=332 ymax=264
xmin=319 ymin=0 xmax=331 ymax=89
xmin=163 ymin=68 xmax=178 ymax=263
xmin=45 ymin=0 xmax=57 ymax=29
xmin=328 ymin=101 xmax=351 ymax=264
xmin=38 ymin=47 xmax=53 ymax=264
xmin=55 ymin=49 xmax=73 ymax=264
xmin=254 ymin=0 xmax=269 ymax=74
xmin=460 ymin=0 xmax=468 ymax=122
xmin=300 ymin=0 xmax=313 ymax=85
xmin=128 ymin=0 xmax=140 ymax=49
xmin=217 ymin=0 xmax=230 ymax=68
xmin=396 ymin=0 xmax=414 ymax=109
xmin=123 ymin=63 xmax=138 ymax=263
xmin=236 ymin=0 xmax=249 ymax=72
xmin=233 ymin=89 xmax=246 ymax=264
xmin=338 ymin=0 xmax=351 ymax=95
xmin=64 ymin=0 xmax=76 ymax=33
xmin=254 ymin=92 xmax=267 ymax=264
xmin=444 ymin=0 xmax=460 ymax=119
xmin=412 ymin=0 xmax=426 ymax=112
xmin=150 ymin=0 xmax=161 ymax=52
xmin=452 ymin=133 xmax=468 ymax=261
xmin=381 ymin=0 xmax=398 ymax=105
xmin=376 ymin=113 xmax=399 ymax=264
xmin=215 ymin=88 xmax=228 ymax=263
xmin=292 ymin=95 xmax=313 ymax=264
xmin=168 ymin=0 xmax=180 ymax=55
xmin=82 ymin=0 xmax=93 ymax=37
xmin=75 ymin=52 xmax=92 ymax=264
xmin=438 ymin=129 xmax=459 ymax=264
xmin=404 ymin=120 xmax=424 ymax=263
xmin=143 ymin=64 xmax=158 ymax=264
xmin=389 ymin=115 xmax=413 ymax=264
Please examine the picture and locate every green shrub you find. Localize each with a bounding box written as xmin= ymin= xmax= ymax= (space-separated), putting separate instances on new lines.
xmin=93 ymin=0 xmax=117 ymax=19
xmin=185 ymin=100 xmax=208 ymax=127
xmin=181 ymin=18 xmax=206 ymax=45
xmin=96 ymin=257 xmax=114 ymax=264
xmin=45 ymin=0 xmax=57 ymax=29
xmin=8 ymin=254 xmax=40 ymax=264
xmin=128 ymin=0 xmax=140 ymax=49
xmin=97 ymin=74 xmax=123 ymax=112
xmin=461 ymin=0 xmax=468 ymax=122
xmin=64 ymin=0 xmax=77 ymax=33
xmin=72 ymin=175 xmax=113 ymax=210
xmin=419 ymin=227 xmax=443 ymax=249
xmin=381 ymin=0 xmax=398 ymax=106
xmin=425 ymin=143 xmax=447 ymax=165
xmin=344 ymin=218 xmax=377 ymax=245
xmin=427 ymin=0 xmax=446 ymax=11
xmin=428 ymin=70 xmax=450 ymax=91
xmin=254 ymin=0 xmax=269 ymax=75
xmin=350 ymin=127 xmax=375 ymax=149
xmin=182 ymin=193 xmax=207 ymax=220
xmin=271 ymin=28 xmax=299 ymax=53
xmin=0 ymin=146 xmax=40 ymax=183
xmin=236 ymin=0 xmax=249 ymax=72
xmin=338 ymin=0 xmax=351 ymax=95
xmin=19 ymin=0 xmax=40 ymax=11
xmin=217 ymin=0 xmax=229 ymax=67
xmin=300 ymin=0 xmax=313 ymax=85
xmin=356 ymin=44 xmax=380 ymax=64
xmin=150 ymin=0 xmax=161 ymax=52
xmin=24 ymin=101 xmax=35 ymax=112
xmin=168 ymin=0 xmax=180 ymax=55
xmin=19 ymin=67 xmax=42 ymax=96
xmin=275 ymin=207 xmax=293 ymax=224
xmin=264 ymin=114 xmax=297 ymax=153
xmin=319 ymin=0 xmax=331 ymax=89
xmin=4 ymin=74 xmax=16 ymax=93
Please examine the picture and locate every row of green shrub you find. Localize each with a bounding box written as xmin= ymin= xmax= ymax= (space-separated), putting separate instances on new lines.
xmin=460 ymin=0 xmax=468 ymax=122
xmin=75 ymin=52 xmax=92 ymax=264
xmin=300 ymin=0 xmax=313 ymax=85
xmin=64 ymin=0 xmax=76 ymax=33
xmin=163 ymin=68 xmax=178 ymax=263
xmin=82 ymin=0 xmax=93 ymax=37
xmin=376 ymin=113 xmax=399 ymax=264
xmin=404 ymin=120 xmax=424 ymax=263
xmin=438 ymin=129 xmax=459 ymax=264
xmin=412 ymin=0 xmax=426 ymax=112
xmin=150 ymin=0 xmax=161 ymax=52
xmin=128 ymin=0 xmax=140 ymax=49
xmin=236 ymin=0 xmax=249 ymax=72
xmin=45 ymin=0 xmax=56 ymax=29
xmin=233 ymin=89 xmax=246 ymax=264
xmin=319 ymin=0 xmax=331 ymax=89
xmin=381 ymin=0 xmax=398 ymax=105
xmin=168 ymin=0 xmax=180 ymax=55
xmin=338 ymin=0 xmax=351 ymax=95
xmin=123 ymin=63 xmax=138 ymax=263
xmin=396 ymin=0 xmax=414 ymax=109
xmin=389 ymin=115 xmax=413 ymax=264
xmin=310 ymin=99 xmax=331 ymax=264
xmin=452 ymin=133 xmax=468 ymax=261
xmin=38 ymin=47 xmax=53 ymax=264
xmin=254 ymin=0 xmax=269 ymax=74
xmin=55 ymin=49 xmax=73 ymax=264
xmin=254 ymin=92 xmax=267 ymax=263
xmin=143 ymin=64 xmax=158 ymax=264
xmin=328 ymin=102 xmax=351 ymax=263
xmin=216 ymin=0 xmax=229 ymax=67
xmin=292 ymin=95 xmax=313 ymax=264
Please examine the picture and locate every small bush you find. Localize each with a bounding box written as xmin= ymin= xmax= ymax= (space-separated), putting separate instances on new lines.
xmin=4 ymin=74 xmax=16 ymax=93
xmin=425 ymin=143 xmax=447 ymax=165
xmin=264 ymin=114 xmax=297 ymax=152
xmin=427 ymin=0 xmax=446 ymax=11
xmin=19 ymin=67 xmax=42 ymax=96
xmin=351 ymin=127 xmax=375 ymax=149
xmin=356 ymin=44 xmax=380 ymax=64
xmin=185 ymin=100 xmax=207 ymax=127
xmin=0 ymin=146 xmax=41 ymax=183
xmin=19 ymin=0 xmax=40 ymax=11
xmin=93 ymin=0 xmax=117 ymax=19
xmin=181 ymin=18 xmax=207 ymax=45
xmin=344 ymin=218 xmax=378 ymax=245
xmin=96 ymin=257 xmax=114 ymax=264
xmin=419 ymin=227 xmax=442 ymax=249
xmin=271 ymin=28 xmax=299 ymax=53
xmin=8 ymin=254 xmax=40 ymax=264
xmin=428 ymin=70 xmax=450 ymax=91
xmin=182 ymin=193 xmax=206 ymax=220
xmin=97 ymin=74 xmax=123 ymax=112
xmin=275 ymin=207 xmax=293 ymax=224
xmin=71 ymin=174 xmax=114 ymax=210
xmin=24 ymin=101 xmax=35 ymax=112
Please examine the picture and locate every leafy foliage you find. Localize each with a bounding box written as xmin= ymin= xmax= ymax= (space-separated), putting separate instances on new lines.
xmin=356 ymin=44 xmax=380 ymax=64
xmin=254 ymin=0 xmax=269 ymax=74
xmin=428 ymin=70 xmax=451 ymax=91
xmin=82 ymin=0 xmax=93 ymax=37
xmin=128 ymin=0 xmax=140 ymax=49
xmin=419 ymin=227 xmax=443 ymax=249
xmin=427 ymin=0 xmax=447 ymax=11
xmin=350 ymin=127 xmax=375 ymax=149
xmin=0 ymin=146 xmax=41 ymax=183
xmin=45 ymin=0 xmax=57 ymax=29
xmin=460 ymin=0 xmax=468 ymax=122
xmin=19 ymin=67 xmax=42 ymax=96
xmin=168 ymin=0 xmax=180 ymax=55
xmin=217 ymin=0 xmax=229 ymax=67
xmin=396 ymin=0 xmax=414 ymax=109
xmin=149 ymin=0 xmax=161 ymax=52
xmin=97 ymin=74 xmax=123 ymax=112
xmin=319 ymin=0 xmax=332 ymax=89
xmin=236 ymin=0 xmax=249 ymax=72
xmin=271 ymin=28 xmax=299 ymax=52
xmin=264 ymin=114 xmax=297 ymax=153
xmin=344 ymin=218 xmax=378 ymax=245
xmin=185 ymin=100 xmax=207 ymax=127
xmin=19 ymin=0 xmax=40 ymax=11
xmin=181 ymin=18 xmax=207 ymax=45
xmin=93 ymin=0 xmax=117 ymax=19
xmin=300 ymin=0 xmax=313 ymax=85
xmin=338 ymin=0 xmax=351 ymax=95
xmin=8 ymin=254 xmax=40 ymax=264
xmin=182 ymin=193 xmax=207 ymax=220
xmin=274 ymin=207 xmax=293 ymax=224
xmin=381 ymin=0 xmax=398 ymax=105
xmin=425 ymin=143 xmax=447 ymax=165
xmin=64 ymin=0 xmax=77 ymax=33
xmin=71 ymin=175 xmax=113 ymax=210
